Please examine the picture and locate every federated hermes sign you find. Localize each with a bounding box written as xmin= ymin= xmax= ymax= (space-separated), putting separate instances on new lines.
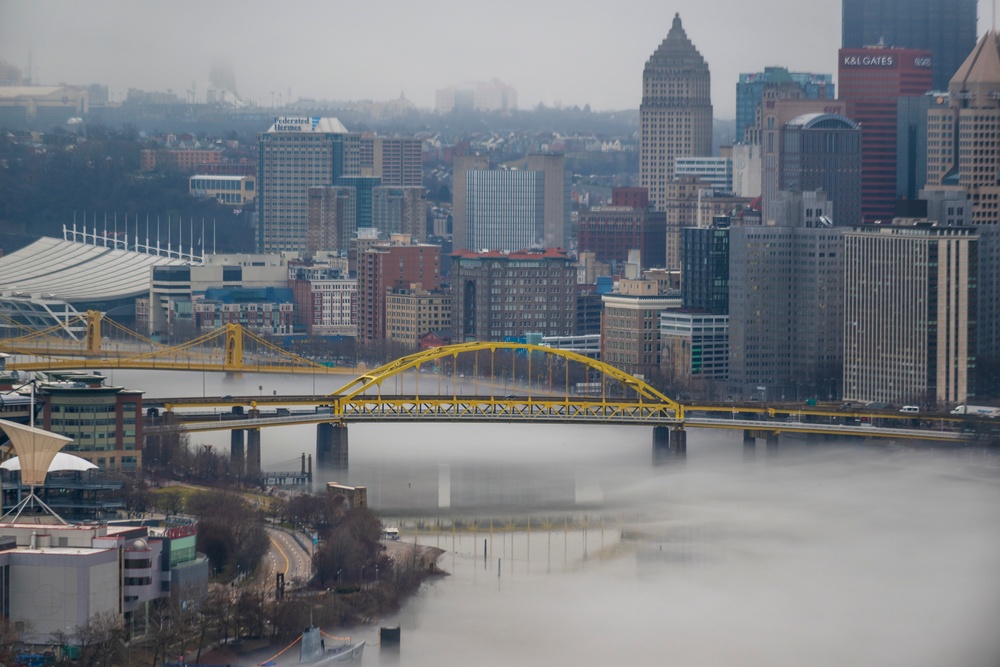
xmin=271 ymin=116 xmax=322 ymax=132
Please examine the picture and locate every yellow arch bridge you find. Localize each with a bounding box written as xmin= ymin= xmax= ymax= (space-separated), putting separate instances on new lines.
xmin=138 ymin=342 xmax=973 ymax=474
xmin=0 ymin=314 xmax=975 ymax=471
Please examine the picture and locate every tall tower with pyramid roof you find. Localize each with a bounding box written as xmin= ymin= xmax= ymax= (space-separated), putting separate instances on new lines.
xmin=926 ymin=31 xmax=1000 ymax=226
xmin=924 ymin=31 xmax=1000 ymax=393
xmin=639 ymin=13 xmax=713 ymax=211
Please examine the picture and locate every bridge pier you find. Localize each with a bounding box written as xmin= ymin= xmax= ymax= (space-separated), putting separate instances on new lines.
xmin=246 ymin=428 xmax=261 ymax=477
xmin=669 ymin=428 xmax=687 ymax=454
xmin=743 ymin=430 xmax=756 ymax=460
xmin=652 ymin=426 xmax=670 ymax=463
xmin=317 ymin=422 xmax=349 ymax=469
xmin=230 ymin=429 xmax=245 ymax=476
xmin=766 ymin=431 xmax=779 ymax=454
xmin=652 ymin=426 xmax=686 ymax=463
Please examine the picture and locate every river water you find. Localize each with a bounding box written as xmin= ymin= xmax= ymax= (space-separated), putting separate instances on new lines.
xmin=117 ymin=369 xmax=1000 ymax=666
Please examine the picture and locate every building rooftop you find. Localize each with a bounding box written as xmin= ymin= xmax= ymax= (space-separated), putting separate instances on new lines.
xmin=452 ymin=248 xmax=571 ymax=260
xmin=950 ymin=30 xmax=1000 ymax=91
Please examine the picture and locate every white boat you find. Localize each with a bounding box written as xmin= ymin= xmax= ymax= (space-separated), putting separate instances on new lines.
xmin=300 ymin=626 xmax=365 ymax=663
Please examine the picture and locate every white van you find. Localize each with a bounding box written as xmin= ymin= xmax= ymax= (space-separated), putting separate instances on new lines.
xmin=899 ymin=405 xmax=920 ymax=414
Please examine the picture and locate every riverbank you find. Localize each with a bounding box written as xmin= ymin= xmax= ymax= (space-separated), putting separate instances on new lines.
xmin=196 ymin=540 xmax=445 ymax=666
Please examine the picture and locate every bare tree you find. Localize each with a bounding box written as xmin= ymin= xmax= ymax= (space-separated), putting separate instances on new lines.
xmin=0 ymin=619 xmax=30 ymax=666
xmin=73 ymin=611 xmax=124 ymax=667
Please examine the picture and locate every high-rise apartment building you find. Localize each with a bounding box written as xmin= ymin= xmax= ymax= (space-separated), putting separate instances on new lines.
xmin=356 ymin=239 xmax=441 ymax=343
xmin=660 ymin=177 xmax=751 ymax=269
xmin=842 ymin=0 xmax=978 ymax=92
xmin=728 ymin=193 xmax=844 ymax=400
xmin=736 ymin=67 xmax=835 ymax=141
xmin=450 ymin=249 xmax=576 ymax=342
xmin=660 ymin=219 xmax=731 ymax=394
xmin=289 ymin=262 xmax=357 ymax=336
xmin=681 ymin=220 xmax=730 ymax=315
xmin=639 ymin=13 xmax=713 ymax=210
xmin=373 ymin=137 xmax=423 ymax=187
xmin=839 ymin=46 xmax=934 ymax=222
xmin=601 ymin=279 xmax=680 ymax=376
xmin=372 ymin=186 xmax=427 ymax=242
xmin=306 ymin=186 xmax=356 ymax=254
xmin=577 ymin=201 xmax=666 ymax=269
xmin=843 ymin=224 xmax=977 ymax=406
xmin=385 ymin=284 xmax=452 ymax=348
xmin=257 ymin=117 xmax=359 ymax=253
xmin=451 ymin=154 xmax=568 ymax=252
xmin=338 ymin=176 xmax=382 ymax=232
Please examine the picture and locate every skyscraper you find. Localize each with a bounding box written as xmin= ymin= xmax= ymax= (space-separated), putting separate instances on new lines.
xmin=306 ymin=186 xmax=356 ymax=254
xmin=728 ymin=192 xmax=844 ymax=400
xmin=735 ymin=67 xmax=835 ymax=142
xmin=779 ymin=113 xmax=862 ymax=226
xmin=372 ymin=186 xmax=427 ymax=242
xmin=451 ymin=154 xmax=568 ymax=253
xmin=838 ymin=46 xmax=933 ymax=222
xmin=374 ymin=137 xmax=423 ymax=187
xmin=843 ymin=223 xmax=977 ymax=406
xmin=842 ymin=0 xmax=978 ymax=91
xmin=750 ymin=97 xmax=851 ymax=223
xmin=926 ymin=31 xmax=1000 ymax=226
xmin=257 ymin=117 xmax=357 ymax=253
xmin=450 ymin=249 xmax=576 ymax=343
xmin=924 ymin=32 xmax=1000 ymax=381
xmin=639 ymin=13 xmax=713 ymax=210
xmin=357 ymin=240 xmax=441 ymax=343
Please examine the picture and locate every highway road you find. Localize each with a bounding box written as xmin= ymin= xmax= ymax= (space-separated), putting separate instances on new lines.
xmin=262 ymin=526 xmax=314 ymax=590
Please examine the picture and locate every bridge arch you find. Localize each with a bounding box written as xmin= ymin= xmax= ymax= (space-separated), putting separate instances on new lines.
xmin=332 ymin=341 xmax=682 ymax=417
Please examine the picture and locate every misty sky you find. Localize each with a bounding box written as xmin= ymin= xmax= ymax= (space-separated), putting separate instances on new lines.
xmin=0 ymin=0 xmax=993 ymax=118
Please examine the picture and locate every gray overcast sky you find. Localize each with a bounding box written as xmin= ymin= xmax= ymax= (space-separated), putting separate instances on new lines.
xmin=0 ymin=0 xmax=991 ymax=118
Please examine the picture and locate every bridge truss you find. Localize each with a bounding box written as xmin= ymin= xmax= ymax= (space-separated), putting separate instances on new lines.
xmin=330 ymin=341 xmax=682 ymax=421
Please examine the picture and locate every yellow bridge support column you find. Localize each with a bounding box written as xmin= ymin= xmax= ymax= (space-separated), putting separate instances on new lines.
xmin=224 ymin=324 xmax=244 ymax=372
xmin=85 ymin=310 xmax=102 ymax=355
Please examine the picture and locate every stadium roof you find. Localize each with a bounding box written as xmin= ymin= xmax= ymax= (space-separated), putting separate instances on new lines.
xmin=0 ymin=237 xmax=188 ymax=303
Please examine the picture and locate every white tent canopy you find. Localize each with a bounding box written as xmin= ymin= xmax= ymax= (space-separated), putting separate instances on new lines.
xmin=1 ymin=451 xmax=97 ymax=474
xmin=0 ymin=419 xmax=73 ymax=486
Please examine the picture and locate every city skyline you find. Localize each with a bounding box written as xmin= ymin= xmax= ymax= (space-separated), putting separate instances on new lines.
xmin=0 ymin=0 xmax=992 ymax=117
